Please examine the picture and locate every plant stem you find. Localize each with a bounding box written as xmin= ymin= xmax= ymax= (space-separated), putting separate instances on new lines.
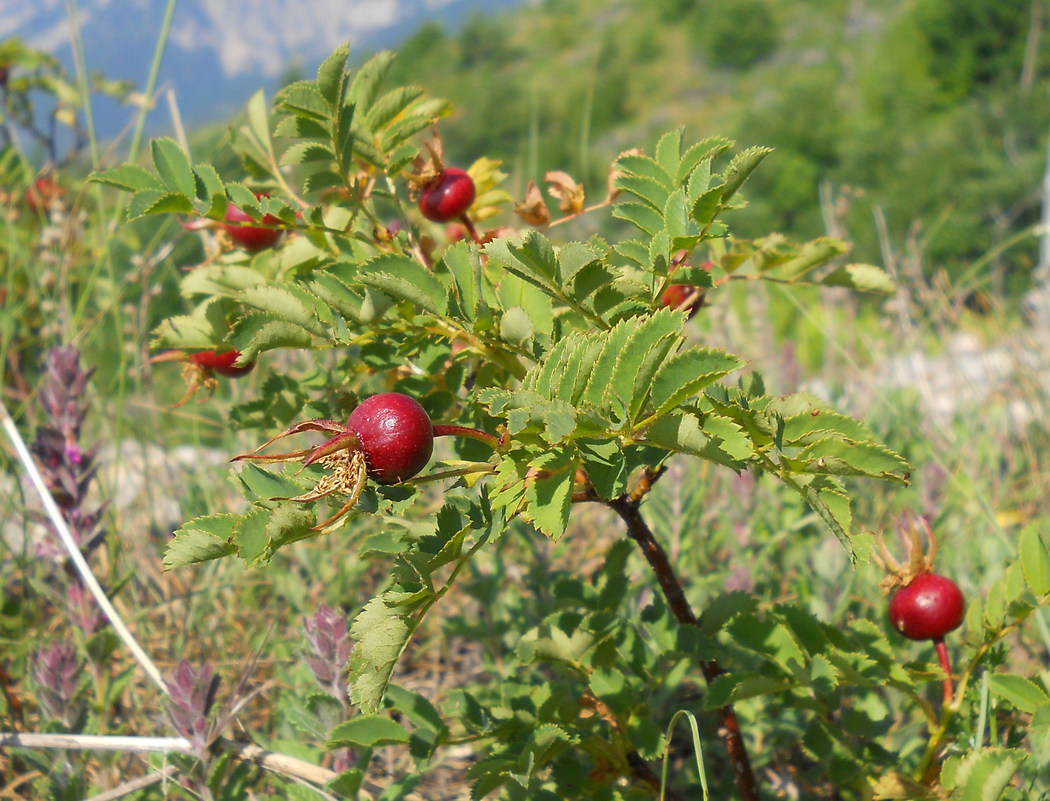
xmin=459 ymin=212 xmax=482 ymax=244
xmin=606 ymin=495 xmax=759 ymax=801
xmin=934 ymin=637 xmax=954 ymax=710
xmin=433 ymin=424 xmax=501 ymax=450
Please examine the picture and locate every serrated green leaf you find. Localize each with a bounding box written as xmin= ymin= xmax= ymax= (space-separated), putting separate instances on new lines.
xmin=239 ymin=284 xmax=330 ymax=337
xmin=442 ymin=241 xmax=481 ymax=323
xmin=677 ymin=135 xmax=733 ymax=185
xmin=308 ymin=272 xmax=366 ymax=323
xmin=232 ymin=506 xmax=270 ymax=566
xmin=942 ymin=748 xmax=1024 ymax=801
xmin=650 ymin=348 xmax=744 ymax=416
xmin=485 ymin=232 xmax=559 ymax=293
xmin=791 ymin=477 xmax=855 ymax=558
xmin=522 ymin=448 xmax=574 ymax=539
xmin=151 ymin=137 xmax=196 ymax=197
xmin=500 ymin=306 xmax=534 ymax=347
xmin=357 ymin=253 xmax=448 ymax=316
xmin=705 ymin=673 xmax=791 ymax=709
xmin=989 ymin=673 xmax=1049 ymax=714
xmin=821 ymin=263 xmax=895 ymax=293
xmin=316 ymin=45 xmax=349 ymax=107
xmin=230 ymin=316 xmax=317 ymax=359
xmin=126 ymin=190 xmax=194 ymax=220
xmin=364 ymin=86 xmax=424 ymax=131
xmin=719 ymin=145 xmax=773 ymax=204
xmin=614 ymin=238 xmax=651 ymax=269
xmin=654 ymin=127 xmax=683 ymax=177
xmin=644 ymin=411 xmax=752 ymax=468
xmin=90 ymin=164 xmax=162 ymax=192
xmin=1020 ymin=524 xmax=1050 ymax=596
xmin=612 ymin=201 xmax=664 ymax=236
xmin=384 ymin=684 xmax=447 ymax=735
xmin=348 ymin=595 xmax=414 ymax=713
xmin=663 ymin=188 xmax=690 ymax=239
xmin=348 ymin=50 xmax=395 ymax=113
xmin=796 ymin=437 xmax=910 ymax=482
xmin=180 ymin=263 xmax=265 ymax=298
xmin=163 ymin=515 xmax=237 ymax=570
xmin=766 ymin=237 xmax=847 ymax=281
xmin=616 ymin=173 xmax=672 ymax=212
xmin=780 ymin=406 xmax=874 ymax=446
xmin=690 ymin=184 xmax=724 ymax=228
xmin=280 ymin=141 xmax=334 ymax=167
xmin=608 ymin=308 xmax=683 ymax=422
xmin=615 ymin=153 xmax=672 ymax=188
xmin=328 ymin=715 xmax=412 ymax=749
xmin=699 ymin=591 xmax=758 ymax=636
xmin=279 ymin=82 xmax=332 ymax=121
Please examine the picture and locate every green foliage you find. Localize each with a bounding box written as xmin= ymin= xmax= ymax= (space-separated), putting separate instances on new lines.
xmin=7 ymin=13 xmax=1050 ymax=800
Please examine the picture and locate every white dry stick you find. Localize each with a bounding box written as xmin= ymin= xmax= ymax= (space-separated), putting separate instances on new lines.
xmin=0 ymin=402 xmax=344 ymax=793
xmin=0 ymin=402 xmax=169 ymax=695
xmin=82 ymin=767 xmax=177 ymax=801
xmin=0 ymin=733 xmax=340 ymax=787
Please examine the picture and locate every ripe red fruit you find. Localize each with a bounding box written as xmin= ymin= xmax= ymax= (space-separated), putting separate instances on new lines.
xmin=419 ymin=167 xmax=476 ymax=223
xmin=660 ymin=258 xmax=712 ymax=318
xmin=189 ymin=349 xmax=255 ymax=378
xmin=888 ymin=572 xmax=965 ymax=641
xmin=346 ymin=393 xmax=434 ymax=484
xmin=222 ymin=200 xmax=282 ymax=252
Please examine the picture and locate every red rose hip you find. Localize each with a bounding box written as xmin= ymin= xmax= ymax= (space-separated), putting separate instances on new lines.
xmin=346 ymin=393 xmax=434 ymax=484
xmin=419 ymin=168 xmax=476 ymax=223
xmin=888 ymin=572 xmax=965 ymax=641
xmin=190 ymin=349 xmax=255 ymax=377
xmin=223 ymin=200 xmax=283 ymax=252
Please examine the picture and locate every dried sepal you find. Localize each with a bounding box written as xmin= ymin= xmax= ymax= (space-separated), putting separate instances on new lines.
xmin=514 ymin=180 xmax=551 ymax=227
xmin=545 ymin=170 xmax=585 ymax=215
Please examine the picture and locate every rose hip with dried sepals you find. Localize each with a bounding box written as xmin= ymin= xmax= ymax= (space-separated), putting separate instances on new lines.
xmin=888 ymin=572 xmax=965 ymax=641
xmin=222 ymin=197 xmax=283 ymax=252
xmin=190 ymin=349 xmax=256 ymax=378
xmin=234 ymin=393 xmax=502 ymax=529
xmin=150 ymin=349 xmax=255 ymax=407
xmin=233 ymin=392 xmax=434 ymax=529
xmin=419 ymin=167 xmax=476 ymax=224
xmin=876 ymin=511 xmax=965 ymax=708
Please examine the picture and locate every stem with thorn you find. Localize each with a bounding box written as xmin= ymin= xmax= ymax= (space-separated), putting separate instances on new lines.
xmin=577 ymin=468 xmax=759 ymax=801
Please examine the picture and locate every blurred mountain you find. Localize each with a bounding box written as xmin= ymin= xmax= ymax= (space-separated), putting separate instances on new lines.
xmin=3 ymin=0 xmax=524 ymax=137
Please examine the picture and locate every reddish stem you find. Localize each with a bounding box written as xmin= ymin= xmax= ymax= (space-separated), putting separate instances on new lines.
xmin=934 ymin=637 xmax=954 ymax=709
xmin=607 ymin=496 xmax=760 ymax=801
xmin=458 ymin=212 xmax=482 ymax=244
xmin=433 ymin=424 xmax=500 ymax=451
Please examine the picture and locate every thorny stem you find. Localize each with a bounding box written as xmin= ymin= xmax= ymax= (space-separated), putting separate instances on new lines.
xmin=602 ymin=485 xmax=760 ymax=801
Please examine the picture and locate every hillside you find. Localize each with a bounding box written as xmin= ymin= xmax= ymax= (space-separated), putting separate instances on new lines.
xmin=378 ymin=0 xmax=1047 ymax=286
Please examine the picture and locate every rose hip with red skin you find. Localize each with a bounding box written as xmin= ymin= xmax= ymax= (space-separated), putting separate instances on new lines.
xmin=190 ymin=349 xmax=255 ymax=378
xmin=888 ymin=572 xmax=965 ymax=641
xmin=419 ymin=168 xmax=476 ymax=223
xmin=346 ymin=393 xmax=434 ymax=484
xmin=223 ymin=201 xmax=282 ymax=252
